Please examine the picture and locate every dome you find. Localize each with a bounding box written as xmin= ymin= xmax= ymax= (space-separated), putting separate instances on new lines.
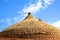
xmin=0 ymin=12 xmax=60 ymax=40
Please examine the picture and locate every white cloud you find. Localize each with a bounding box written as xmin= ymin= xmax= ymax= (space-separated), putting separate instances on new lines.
xmin=18 ymin=0 xmax=54 ymax=14
xmin=13 ymin=17 xmax=19 ymax=22
xmin=52 ymin=20 xmax=60 ymax=29
xmin=43 ymin=0 xmax=54 ymax=7
xmin=0 ymin=15 xmax=26 ymax=26
xmin=0 ymin=20 xmax=5 ymax=23
xmin=0 ymin=18 xmax=11 ymax=25
xmin=5 ymin=18 xmax=12 ymax=25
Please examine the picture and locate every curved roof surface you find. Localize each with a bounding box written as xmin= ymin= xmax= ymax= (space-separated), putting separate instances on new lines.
xmin=0 ymin=12 xmax=60 ymax=40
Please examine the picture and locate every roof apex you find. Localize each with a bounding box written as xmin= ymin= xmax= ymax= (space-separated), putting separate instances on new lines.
xmin=24 ymin=12 xmax=35 ymax=20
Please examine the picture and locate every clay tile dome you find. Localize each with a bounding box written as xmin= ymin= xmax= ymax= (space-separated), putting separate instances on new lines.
xmin=0 ymin=12 xmax=60 ymax=40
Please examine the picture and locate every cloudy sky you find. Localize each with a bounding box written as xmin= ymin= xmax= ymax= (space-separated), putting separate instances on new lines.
xmin=0 ymin=0 xmax=60 ymax=31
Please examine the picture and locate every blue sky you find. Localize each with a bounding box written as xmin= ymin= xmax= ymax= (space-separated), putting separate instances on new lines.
xmin=0 ymin=0 xmax=60 ymax=31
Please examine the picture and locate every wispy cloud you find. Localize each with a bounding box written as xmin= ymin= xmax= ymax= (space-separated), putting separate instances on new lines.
xmin=0 ymin=15 xmax=26 ymax=27
xmin=0 ymin=20 xmax=5 ymax=23
xmin=18 ymin=0 xmax=54 ymax=14
xmin=5 ymin=18 xmax=11 ymax=25
xmin=0 ymin=18 xmax=11 ymax=25
xmin=52 ymin=20 xmax=60 ymax=29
